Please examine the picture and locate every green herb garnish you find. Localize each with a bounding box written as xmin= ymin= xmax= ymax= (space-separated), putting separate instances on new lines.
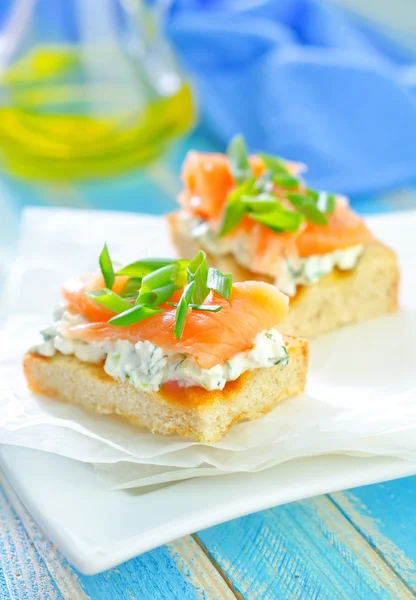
xmin=207 ymin=268 xmax=232 ymax=300
xmin=168 ymin=302 xmax=223 ymax=312
xmin=219 ymin=135 xmax=337 ymax=238
xmin=250 ymin=205 xmax=303 ymax=232
xmin=286 ymin=193 xmax=328 ymax=226
xmin=259 ymin=153 xmax=292 ymax=176
xmin=99 ymin=243 xmax=115 ymax=290
xmin=187 ymin=251 xmax=209 ymax=304
xmin=276 ymin=346 xmax=289 ymax=370
xmin=120 ymin=277 xmax=142 ymax=298
xmin=241 ymin=193 xmax=284 ymax=213
xmin=272 ymin=174 xmax=299 ymax=190
xmin=108 ymin=304 xmax=162 ymax=327
xmin=174 ymin=280 xmax=196 ymax=340
xmin=317 ymin=192 xmax=336 ymax=215
xmin=88 ymin=247 xmax=233 ymax=340
xmin=140 ymin=264 xmax=179 ymax=295
xmin=227 ymin=134 xmax=252 ymax=184
xmin=85 ymin=289 xmax=132 ymax=313
xmin=138 ymin=283 xmax=176 ymax=307
xmin=219 ymin=178 xmax=255 ymax=237
xmin=116 ymin=258 xmax=179 ymax=278
xmin=189 ymin=304 xmax=222 ymax=312
xmin=137 ymin=291 xmax=158 ymax=306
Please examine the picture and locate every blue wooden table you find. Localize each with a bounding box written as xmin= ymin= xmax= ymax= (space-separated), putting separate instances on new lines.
xmin=1 ymin=129 xmax=416 ymax=599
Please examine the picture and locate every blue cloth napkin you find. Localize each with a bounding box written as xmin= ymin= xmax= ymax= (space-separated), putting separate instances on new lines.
xmin=167 ymin=0 xmax=416 ymax=195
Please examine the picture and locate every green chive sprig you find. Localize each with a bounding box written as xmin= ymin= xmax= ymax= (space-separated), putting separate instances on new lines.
xmin=227 ymin=135 xmax=253 ymax=184
xmin=108 ymin=304 xmax=162 ymax=327
xmin=85 ymin=289 xmax=132 ymax=313
xmin=219 ymin=135 xmax=337 ymax=237
xmin=173 ymin=280 xmax=196 ymax=340
xmin=99 ymin=244 xmax=115 ymax=289
xmin=174 ymin=250 xmax=231 ymax=339
xmin=89 ymin=245 xmax=233 ymax=340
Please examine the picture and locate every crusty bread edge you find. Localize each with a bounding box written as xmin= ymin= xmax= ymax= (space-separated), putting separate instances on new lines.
xmin=23 ymin=334 xmax=308 ymax=444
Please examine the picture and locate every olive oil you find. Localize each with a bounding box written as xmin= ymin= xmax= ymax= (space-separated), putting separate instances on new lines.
xmin=0 ymin=46 xmax=195 ymax=180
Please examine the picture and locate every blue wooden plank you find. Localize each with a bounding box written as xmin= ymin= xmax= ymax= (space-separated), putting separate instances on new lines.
xmin=76 ymin=547 xmax=202 ymax=600
xmin=196 ymin=494 xmax=413 ymax=600
xmin=330 ymin=476 xmax=416 ymax=591
xmin=0 ymin=486 xmax=62 ymax=600
xmin=0 ymin=563 xmax=12 ymax=600
xmin=0 ymin=472 xmax=233 ymax=600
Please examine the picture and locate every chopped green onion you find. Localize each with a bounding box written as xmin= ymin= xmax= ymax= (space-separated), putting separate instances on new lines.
xmin=208 ymin=267 xmax=232 ymax=300
xmin=173 ymin=265 xmax=188 ymax=289
xmin=287 ymin=193 xmax=328 ymax=225
xmin=99 ymin=244 xmax=115 ymax=290
xmin=219 ymin=198 xmax=245 ymax=237
xmin=116 ymin=258 xmax=181 ymax=278
xmin=241 ymin=193 xmax=278 ymax=213
xmin=250 ymin=205 xmax=303 ymax=232
xmin=108 ymin=304 xmax=162 ymax=327
xmin=227 ymin=134 xmax=252 ymax=183
xmin=317 ymin=192 xmax=336 ymax=214
xmin=88 ymin=248 xmax=233 ymax=333
xmin=255 ymin=170 xmax=300 ymax=192
xmin=259 ymin=153 xmax=291 ymax=176
xmin=187 ymin=251 xmax=209 ymax=304
xmin=254 ymin=169 xmax=274 ymax=192
xmin=218 ymin=178 xmax=257 ymax=238
xmin=191 ymin=304 xmax=223 ymax=312
xmin=326 ymin=194 xmax=336 ymax=214
xmin=140 ymin=264 xmax=179 ymax=295
xmin=273 ymin=174 xmax=300 ymax=190
xmin=168 ymin=302 xmax=223 ymax=312
xmin=86 ymin=289 xmax=132 ymax=314
xmin=137 ymin=291 xmax=157 ymax=306
xmin=120 ymin=277 xmax=142 ymax=298
xmin=218 ymin=136 xmax=338 ymax=237
xmin=138 ymin=283 xmax=176 ymax=306
xmin=174 ymin=280 xmax=196 ymax=340
xmin=306 ymin=188 xmax=320 ymax=202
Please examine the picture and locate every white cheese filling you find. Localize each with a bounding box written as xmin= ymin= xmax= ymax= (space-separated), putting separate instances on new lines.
xmin=32 ymin=308 xmax=289 ymax=392
xmin=274 ymin=245 xmax=364 ymax=297
xmin=178 ymin=212 xmax=363 ymax=297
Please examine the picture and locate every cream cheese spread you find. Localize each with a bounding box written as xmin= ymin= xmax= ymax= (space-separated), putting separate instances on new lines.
xmin=32 ymin=308 xmax=289 ymax=392
xmin=178 ymin=212 xmax=363 ymax=297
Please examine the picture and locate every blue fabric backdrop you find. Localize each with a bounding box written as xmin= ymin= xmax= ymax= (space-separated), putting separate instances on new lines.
xmin=167 ymin=0 xmax=416 ymax=195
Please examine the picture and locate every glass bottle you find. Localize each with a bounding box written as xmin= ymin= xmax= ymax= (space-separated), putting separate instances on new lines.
xmin=0 ymin=0 xmax=195 ymax=181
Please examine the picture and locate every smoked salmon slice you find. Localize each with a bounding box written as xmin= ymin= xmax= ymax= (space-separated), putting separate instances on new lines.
xmin=296 ymin=201 xmax=373 ymax=256
xmin=61 ymin=278 xmax=289 ymax=370
xmin=62 ymin=272 xmax=129 ymax=322
xmin=181 ymin=152 xmax=303 ymax=223
xmin=179 ymin=150 xmax=372 ymax=262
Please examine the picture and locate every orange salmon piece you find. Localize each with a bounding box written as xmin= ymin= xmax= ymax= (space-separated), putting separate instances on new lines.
xmin=179 ymin=151 xmax=371 ymax=261
xmin=181 ymin=151 xmax=302 ymax=222
xmin=296 ymin=201 xmax=373 ymax=257
xmin=62 ymin=271 xmax=129 ymax=322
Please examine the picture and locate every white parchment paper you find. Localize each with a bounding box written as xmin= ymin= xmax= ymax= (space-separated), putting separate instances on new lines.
xmin=1 ymin=207 xmax=416 ymax=488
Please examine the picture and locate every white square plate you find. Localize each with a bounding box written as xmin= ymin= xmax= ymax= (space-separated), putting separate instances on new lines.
xmin=2 ymin=446 xmax=415 ymax=575
xmin=1 ymin=210 xmax=416 ymax=575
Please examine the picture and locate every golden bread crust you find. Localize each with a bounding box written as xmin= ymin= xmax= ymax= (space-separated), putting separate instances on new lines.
xmin=23 ymin=334 xmax=308 ymax=443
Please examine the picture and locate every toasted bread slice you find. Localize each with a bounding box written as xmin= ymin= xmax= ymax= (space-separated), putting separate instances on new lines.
xmin=170 ymin=219 xmax=399 ymax=339
xmin=24 ymin=334 xmax=308 ymax=444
